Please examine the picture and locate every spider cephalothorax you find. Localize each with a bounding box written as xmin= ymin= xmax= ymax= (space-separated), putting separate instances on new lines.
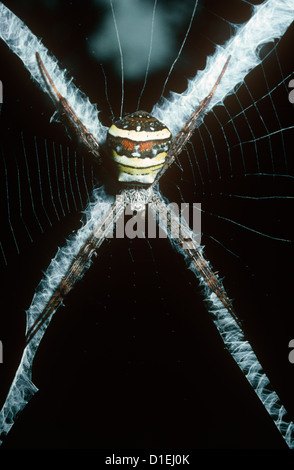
xmin=107 ymin=110 xmax=172 ymax=184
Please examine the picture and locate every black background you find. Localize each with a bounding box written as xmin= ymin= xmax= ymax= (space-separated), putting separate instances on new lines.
xmin=0 ymin=0 xmax=294 ymax=454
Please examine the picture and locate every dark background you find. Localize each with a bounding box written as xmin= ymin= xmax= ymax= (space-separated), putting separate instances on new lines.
xmin=0 ymin=0 xmax=294 ymax=452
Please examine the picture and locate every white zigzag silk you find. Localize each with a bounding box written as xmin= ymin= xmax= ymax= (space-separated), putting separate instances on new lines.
xmin=152 ymin=0 xmax=294 ymax=137
xmin=153 ymin=193 xmax=294 ymax=448
xmin=0 ymin=188 xmax=116 ymax=444
xmin=0 ymin=2 xmax=108 ymax=143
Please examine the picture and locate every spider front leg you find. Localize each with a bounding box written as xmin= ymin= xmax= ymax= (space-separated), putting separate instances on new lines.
xmin=152 ymin=56 xmax=231 ymax=185
xmin=36 ymin=52 xmax=102 ymax=163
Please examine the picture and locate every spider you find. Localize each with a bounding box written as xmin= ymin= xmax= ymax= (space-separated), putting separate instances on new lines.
xmin=0 ymin=45 xmax=237 ymax=444
xmin=22 ymin=52 xmax=234 ymax=346
xmin=1 ymin=0 xmax=293 ymax=449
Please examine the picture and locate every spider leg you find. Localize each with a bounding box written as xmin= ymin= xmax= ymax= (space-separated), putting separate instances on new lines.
xmin=149 ymin=191 xmax=241 ymax=327
xmin=152 ymin=56 xmax=231 ymax=185
xmin=149 ymin=192 xmax=294 ymax=447
xmin=0 ymin=193 xmax=125 ymax=443
xmin=25 ymin=195 xmax=125 ymax=345
xmin=36 ymin=52 xmax=102 ymax=163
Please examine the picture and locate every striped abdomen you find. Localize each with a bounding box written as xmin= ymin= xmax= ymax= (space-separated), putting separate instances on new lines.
xmin=107 ymin=110 xmax=172 ymax=184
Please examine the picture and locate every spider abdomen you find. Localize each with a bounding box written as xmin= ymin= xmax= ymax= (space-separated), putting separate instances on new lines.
xmin=107 ymin=110 xmax=172 ymax=184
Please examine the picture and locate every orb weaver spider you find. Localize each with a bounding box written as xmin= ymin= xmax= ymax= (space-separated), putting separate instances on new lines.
xmin=0 ymin=0 xmax=293 ymax=449
xmin=20 ymin=50 xmax=232 ymax=347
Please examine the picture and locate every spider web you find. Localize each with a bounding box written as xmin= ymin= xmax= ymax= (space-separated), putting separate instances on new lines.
xmin=0 ymin=0 xmax=293 ymax=450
